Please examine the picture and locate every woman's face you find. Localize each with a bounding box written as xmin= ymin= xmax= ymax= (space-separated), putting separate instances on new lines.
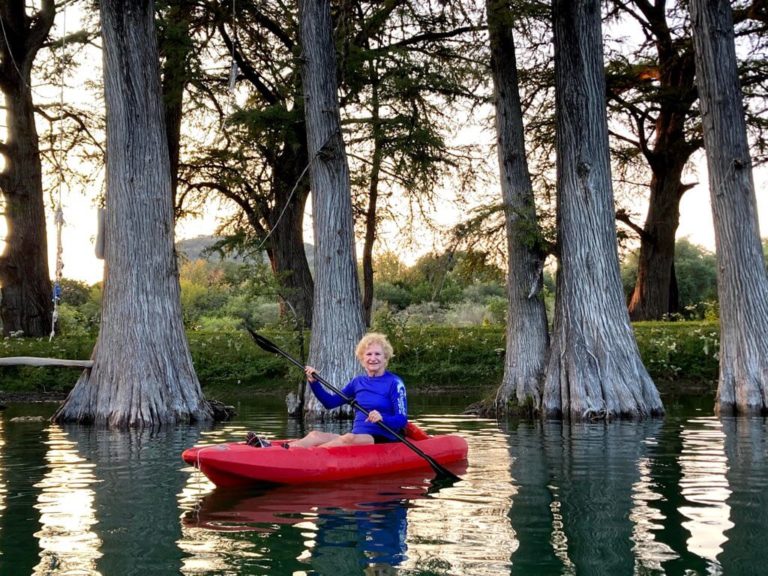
xmin=361 ymin=343 xmax=388 ymax=377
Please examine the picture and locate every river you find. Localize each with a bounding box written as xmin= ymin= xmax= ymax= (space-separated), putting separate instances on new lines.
xmin=0 ymin=393 xmax=765 ymax=575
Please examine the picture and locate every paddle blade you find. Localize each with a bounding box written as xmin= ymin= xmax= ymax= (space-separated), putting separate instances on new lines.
xmin=432 ymin=468 xmax=462 ymax=486
xmin=245 ymin=327 xmax=280 ymax=355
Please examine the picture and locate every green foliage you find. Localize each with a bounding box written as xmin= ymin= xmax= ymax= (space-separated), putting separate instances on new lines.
xmin=54 ymin=283 xmax=103 ymax=336
xmin=373 ymin=250 xmax=506 ymax=319
xmin=59 ymin=278 xmax=92 ymax=307
xmin=621 ymin=238 xmax=719 ymax=318
xmin=378 ymin=325 xmax=507 ymax=393
xmin=674 ymin=239 xmax=718 ymax=315
xmin=374 ymin=282 xmax=413 ymax=310
xmin=0 ymin=321 xmax=720 ymax=397
xmin=186 ymin=331 xmax=296 ymax=390
xmin=178 ymin=258 xmax=279 ymax=330
xmin=633 ymin=321 xmax=719 ymax=383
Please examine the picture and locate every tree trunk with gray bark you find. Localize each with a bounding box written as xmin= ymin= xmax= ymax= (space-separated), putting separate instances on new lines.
xmin=542 ymin=0 xmax=663 ymax=420
xmin=298 ymin=0 xmax=364 ymax=419
xmin=53 ymin=0 xmax=211 ymax=427
xmin=486 ymin=0 xmax=549 ymax=414
xmin=690 ymin=0 xmax=768 ymax=415
xmin=0 ymin=0 xmax=55 ymax=337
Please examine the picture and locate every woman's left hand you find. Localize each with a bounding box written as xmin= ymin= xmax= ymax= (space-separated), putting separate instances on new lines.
xmin=367 ymin=410 xmax=382 ymax=423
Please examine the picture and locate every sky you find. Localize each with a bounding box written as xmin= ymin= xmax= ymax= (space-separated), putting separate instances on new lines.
xmin=22 ymin=148 xmax=764 ymax=286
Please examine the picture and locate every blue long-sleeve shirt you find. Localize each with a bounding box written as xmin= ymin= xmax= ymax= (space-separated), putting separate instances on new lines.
xmin=309 ymin=371 xmax=408 ymax=439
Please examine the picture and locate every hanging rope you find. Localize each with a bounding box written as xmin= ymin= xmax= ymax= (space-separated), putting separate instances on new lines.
xmin=255 ymin=130 xmax=337 ymax=252
xmin=227 ymin=0 xmax=238 ymax=94
xmin=49 ymin=8 xmax=67 ymax=341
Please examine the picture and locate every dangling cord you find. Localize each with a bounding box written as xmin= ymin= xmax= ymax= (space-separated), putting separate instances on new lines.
xmin=227 ymin=0 xmax=238 ymax=94
xmin=50 ymin=9 xmax=67 ymax=341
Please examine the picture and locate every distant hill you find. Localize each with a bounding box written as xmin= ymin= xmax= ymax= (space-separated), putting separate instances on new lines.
xmin=176 ymin=235 xmax=314 ymax=267
xmin=176 ymin=235 xmax=230 ymax=262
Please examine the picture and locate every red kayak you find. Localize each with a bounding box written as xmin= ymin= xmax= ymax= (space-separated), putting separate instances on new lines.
xmin=182 ymin=434 xmax=468 ymax=488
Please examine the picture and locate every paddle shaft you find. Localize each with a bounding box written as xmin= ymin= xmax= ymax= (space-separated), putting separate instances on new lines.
xmin=247 ymin=329 xmax=461 ymax=481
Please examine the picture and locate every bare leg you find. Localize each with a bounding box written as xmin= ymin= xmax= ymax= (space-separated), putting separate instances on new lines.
xmin=289 ymin=430 xmax=340 ymax=448
xmin=319 ymin=433 xmax=375 ymax=447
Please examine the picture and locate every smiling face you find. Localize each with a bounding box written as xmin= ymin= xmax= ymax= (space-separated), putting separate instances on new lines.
xmin=360 ymin=342 xmax=389 ymax=377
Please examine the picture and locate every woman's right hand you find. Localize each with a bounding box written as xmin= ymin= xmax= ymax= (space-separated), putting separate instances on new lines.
xmin=304 ymin=366 xmax=318 ymax=382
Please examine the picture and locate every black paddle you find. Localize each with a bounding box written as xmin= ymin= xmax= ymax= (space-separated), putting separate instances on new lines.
xmin=246 ymin=328 xmax=462 ymax=483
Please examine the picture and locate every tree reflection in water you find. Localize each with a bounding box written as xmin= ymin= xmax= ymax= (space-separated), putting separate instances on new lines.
xmin=720 ymin=417 xmax=768 ymax=572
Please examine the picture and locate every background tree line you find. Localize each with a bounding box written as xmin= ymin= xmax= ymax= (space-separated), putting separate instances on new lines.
xmin=45 ymin=234 xmax=725 ymax=337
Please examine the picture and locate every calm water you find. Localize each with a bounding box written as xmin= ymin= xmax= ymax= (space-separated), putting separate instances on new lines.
xmin=0 ymin=395 xmax=766 ymax=575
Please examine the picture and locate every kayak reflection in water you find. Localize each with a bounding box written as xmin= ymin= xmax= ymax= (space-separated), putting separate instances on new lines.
xmin=290 ymin=332 xmax=408 ymax=448
xmin=312 ymin=500 xmax=408 ymax=573
xmin=184 ymin=476 xmax=418 ymax=572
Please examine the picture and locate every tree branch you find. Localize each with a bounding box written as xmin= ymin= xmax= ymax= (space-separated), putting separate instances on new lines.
xmin=615 ymin=208 xmax=647 ymax=239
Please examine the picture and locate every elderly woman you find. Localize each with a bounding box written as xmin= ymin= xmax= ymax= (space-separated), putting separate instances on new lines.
xmin=290 ymin=332 xmax=407 ymax=448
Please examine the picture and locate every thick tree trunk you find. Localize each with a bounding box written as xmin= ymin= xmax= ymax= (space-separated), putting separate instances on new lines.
xmin=299 ymin=0 xmax=364 ymax=419
xmin=543 ymin=0 xmax=663 ymax=420
xmin=691 ymin=0 xmax=768 ymax=416
xmin=267 ymin=173 xmax=315 ymax=329
xmin=486 ymin=0 xmax=549 ymax=413
xmin=0 ymin=0 xmax=54 ymax=337
xmin=53 ymin=0 xmax=211 ymax=427
xmin=621 ymin=4 xmax=698 ymax=321
xmin=627 ymin=167 xmax=685 ymax=320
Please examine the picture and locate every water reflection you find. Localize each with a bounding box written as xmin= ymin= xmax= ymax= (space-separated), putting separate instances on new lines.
xmin=0 ymin=412 xmax=51 ymax=575
xmin=505 ymin=420 xmax=573 ymax=573
xmin=403 ymin=416 xmax=516 ymax=575
xmin=67 ymin=425 xmax=206 ymax=575
xmin=180 ymin=471 xmax=434 ymax=573
xmin=33 ymin=424 xmax=101 ymax=575
xmin=632 ymin=416 xmax=735 ymax=574
xmin=537 ymin=420 xmax=663 ymax=575
xmin=720 ymin=417 xmax=768 ymax=572
xmin=630 ymin=455 xmax=679 ymax=571
xmin=678 ymin=417 xmax=732 ymax=567
xmin=2 ymin=401 xmax=768 ymax=574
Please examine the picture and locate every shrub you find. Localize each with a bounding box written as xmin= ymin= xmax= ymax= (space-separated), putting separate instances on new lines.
xmin=633 ymin=320 xmax=718 ymax=383
xmin=0 ymin=322 xmax=720 ymax=397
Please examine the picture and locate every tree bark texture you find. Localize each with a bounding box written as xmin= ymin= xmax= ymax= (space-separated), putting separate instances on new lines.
xmin=624 ymin=9 xmax=698 ymax=321
xmin=266 ymin=127 xmax=315 ymax=329
xmin=0 ymin=0 xmax=55 ymax=337
xmin=53 ymin=0 xmax=211 ymax=427
xmin=627 ymin=167 xmax=685 ymax=320
xmin=299 ymin=0 xmax=364 ymax=419
xmin=690 ymin=0 xmax=768 ymax=415
xmin=543 ymin=0 xmax=663 ymax=420
xmin=486 ymin=0 xmax=549 ymax=412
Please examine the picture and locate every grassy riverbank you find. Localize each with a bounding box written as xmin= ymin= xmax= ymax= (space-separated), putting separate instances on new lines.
xmin=0 ymin=322 xmax=719 ymax=402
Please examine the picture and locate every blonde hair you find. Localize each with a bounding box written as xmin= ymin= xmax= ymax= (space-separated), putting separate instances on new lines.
xmin=355 ymin=332 xmax=394 ymax=362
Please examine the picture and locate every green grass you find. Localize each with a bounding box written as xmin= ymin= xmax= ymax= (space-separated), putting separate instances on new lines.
xmin=0 ymin=321 xmax=719 ymax=397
